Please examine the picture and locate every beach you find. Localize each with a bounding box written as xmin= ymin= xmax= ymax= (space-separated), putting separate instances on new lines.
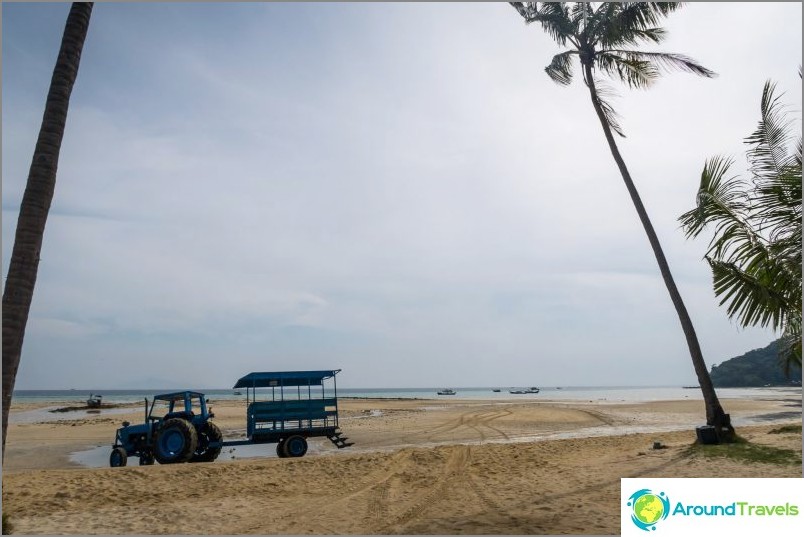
xmin=2 ymin=391 xmax=801 ymax=534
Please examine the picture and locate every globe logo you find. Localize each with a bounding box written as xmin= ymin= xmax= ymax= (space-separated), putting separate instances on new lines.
xmin=627 ymin=489 xmax=670 ymax=531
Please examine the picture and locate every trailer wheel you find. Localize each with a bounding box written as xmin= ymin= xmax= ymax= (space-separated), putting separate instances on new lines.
xmin=284 ymin=435 xmax=308 ymax=458
xmin=110 ymin=447 xmax=127 ymax=467
xmin=154 ymin=418 xmax=198 ymax=464
xmin=276 ymin=439 xmax=287 ymax=458
xmin=191 ymin=422 xmax=223 ymax=462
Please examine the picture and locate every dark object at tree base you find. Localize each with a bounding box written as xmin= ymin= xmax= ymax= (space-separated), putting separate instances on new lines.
xmin=696 ymin=425 xmax=720 ymax=445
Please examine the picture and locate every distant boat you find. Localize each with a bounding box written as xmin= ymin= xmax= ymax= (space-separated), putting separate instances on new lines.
xmin=509 ymin=387 xmax=540 ymax=394
xmin=492 ymin=389 xmax=501 ymax=392
xmin=437 ymin=388 xmax=457 ymax=396
xmin=682 ymin=386 xmax=699 ymax=389
xmin=233 ymin=390 xmax=243 ymax=396
xmin=86 ymin=393 xmax=103 ymax=408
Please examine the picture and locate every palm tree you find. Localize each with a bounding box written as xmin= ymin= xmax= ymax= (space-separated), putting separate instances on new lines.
xmin=509 ymin=2 xmax=734 ymax=439
xmin=679 ymin=79 xmax=802 ymax=372
xmin=2 ymin=2 xmax=94 ymax=457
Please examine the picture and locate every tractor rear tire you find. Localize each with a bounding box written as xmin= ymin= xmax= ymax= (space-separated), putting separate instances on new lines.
xmin=276 ymin=439 xmax=287 ymax=458
xmin=110 ymin=447 xmax=127 ymax=467
xmin=191 ymin=422 xmax=223 ymax=463
xmin=154 ymin=418 xmax=198 ymax=464
xmin=283 ymin=435 xmax=308 ymax=458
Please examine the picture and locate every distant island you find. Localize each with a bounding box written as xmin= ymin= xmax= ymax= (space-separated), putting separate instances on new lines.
xmin=710 ymin=339 xmax=802 ymax=387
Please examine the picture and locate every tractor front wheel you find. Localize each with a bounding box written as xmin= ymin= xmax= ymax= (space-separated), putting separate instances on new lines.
xmin=154 ymin=418 xmax=198 ymax=464
xmin=110 ymin=447 xmax=127 ymax=467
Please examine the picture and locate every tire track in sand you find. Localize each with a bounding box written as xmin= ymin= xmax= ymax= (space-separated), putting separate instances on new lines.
xmin=377 ymin=445 xmax=472 ymax=532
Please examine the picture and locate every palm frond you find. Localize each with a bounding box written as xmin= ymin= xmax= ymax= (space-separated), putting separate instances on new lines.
xmin=746 ymin=81 xmax=793 ymax=178
xmin=591 ymin=79 xmax=626 ymax=137
xmin=607 ymin=50 xmax=716 ymax=78
xmin=679 ymin=156 xmax=751 ymax=240
xmin=595 ymin=52 xmax=660 ymax=89
xmin=509 ymin=2 xmax=537 ymax=21
xmin=545 ymin=51 xmax=578 ymax=86
xmin=708 ymin=258 xmax=790 ymax=330
xmin=516 ymin=2 xmax=578 ymax=47
xmin=593 ymin=3 xmax=680 ymax=47
xmin=609 ymin=3 xmax=682 ymax=31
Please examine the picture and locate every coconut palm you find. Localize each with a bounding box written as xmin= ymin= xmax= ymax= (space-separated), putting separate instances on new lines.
xmin=679 ymin=79 xmax=802 ymax=372
xmin=2 ymin=2 xmax=94 ymax=456
xmin=509 ymin=2 xmax=734 ymax=438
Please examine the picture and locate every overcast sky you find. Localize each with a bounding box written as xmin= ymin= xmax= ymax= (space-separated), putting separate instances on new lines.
xmin=2 ymin=2 xmax=801 ymax=390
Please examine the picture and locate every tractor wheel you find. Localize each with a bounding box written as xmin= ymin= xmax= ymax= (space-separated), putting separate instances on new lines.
xmin=191 ymin=422 xmax=223 ymax=463
xmin=283 ymin=435 xmax=308 ymax=458
xmin=154 ymin=418 xmax=198 ymax=464
xmin=139 ymin=451 xmax=155 ymax=466
xmin=110 ymin=447 xmax=128 ymax=467
xmin=276 ymin=439 xmax=287 ymax=458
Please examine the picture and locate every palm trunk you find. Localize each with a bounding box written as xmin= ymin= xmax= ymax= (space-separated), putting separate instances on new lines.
xmin=2 ymin=2 xmax=93 ymax=457
xmin=581 ymin=63 xmax=734 ymax=441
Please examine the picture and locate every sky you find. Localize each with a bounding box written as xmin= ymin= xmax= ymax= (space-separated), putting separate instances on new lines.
xmin=2 ymin=2 xmax=801 ymax=390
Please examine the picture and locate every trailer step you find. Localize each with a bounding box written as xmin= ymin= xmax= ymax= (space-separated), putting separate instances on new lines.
xmin=327 ymin=433 xmax=353 ymax=449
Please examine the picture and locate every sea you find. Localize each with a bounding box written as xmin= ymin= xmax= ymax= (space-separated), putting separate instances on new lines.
xmin=12 ymin=385 xmax=801 ymax=405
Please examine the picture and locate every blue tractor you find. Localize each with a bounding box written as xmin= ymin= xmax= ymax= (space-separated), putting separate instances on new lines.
xmin=109 ymin=391 xmax=222 ymax=467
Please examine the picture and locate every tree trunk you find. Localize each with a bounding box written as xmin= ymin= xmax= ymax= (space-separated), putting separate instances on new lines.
xmin=2 ymin=2 xmax=93 ymax=458
xmin=581 ymin=63 xmax=734 ymax=442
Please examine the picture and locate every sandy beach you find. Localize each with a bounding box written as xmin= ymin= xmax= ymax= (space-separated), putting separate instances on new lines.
xmin=2 ymin=392 xmax=801 ymax=534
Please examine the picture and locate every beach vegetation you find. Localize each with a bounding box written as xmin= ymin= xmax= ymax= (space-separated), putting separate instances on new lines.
xmin=684 ymin=436 xmax=802 ymax=466
xmin=679 ymin=76 xmax=802 ymax=372
xmin=769 ymin=424 xmax=802 ymax=435
xmin=1 ymin=2 xmax=94 ymax=456
xmin=509 ymin=2 xmax=734 ymax=439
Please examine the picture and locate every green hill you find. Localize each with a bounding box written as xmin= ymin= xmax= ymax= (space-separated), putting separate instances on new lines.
xmin=710 ymin=340 xmax=802 ymax=387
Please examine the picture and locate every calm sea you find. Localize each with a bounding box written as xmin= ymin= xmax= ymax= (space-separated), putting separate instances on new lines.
xmin=12 ymin=385 xmax=801 ymax=405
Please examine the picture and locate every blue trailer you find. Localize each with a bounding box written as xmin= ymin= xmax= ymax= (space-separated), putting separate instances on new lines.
xmin=228 ymin=369 xmax=353 ymax=457
xmin=109 ymin=369 xmax=352 ymax=466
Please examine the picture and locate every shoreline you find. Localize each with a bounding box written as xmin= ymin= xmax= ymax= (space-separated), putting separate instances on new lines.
xmin=3 ymin=393 xmax=800 ymax=472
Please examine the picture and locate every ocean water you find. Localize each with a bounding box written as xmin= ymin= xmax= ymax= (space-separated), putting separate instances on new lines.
xmin=12 ymin=385 xmax=801 ymax=405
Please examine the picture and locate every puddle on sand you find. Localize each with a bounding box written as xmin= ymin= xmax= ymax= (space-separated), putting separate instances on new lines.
xmin=11 ymin=406 xmax=136 ymax=424
xmin=70 ymin=439 xmax=332 ymax=468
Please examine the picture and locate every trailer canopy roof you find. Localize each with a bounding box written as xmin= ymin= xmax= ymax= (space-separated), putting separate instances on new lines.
xmin=233 ymin=370 xmax=341 ymax=389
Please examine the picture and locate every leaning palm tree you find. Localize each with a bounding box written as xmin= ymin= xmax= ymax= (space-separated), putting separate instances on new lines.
xmin=679 ymin=79 xmax=802 ymax=372
xmin=509 ymin=2 xmax=734 ymax=439
xmin=2 ymin=2 xmax=94 ymax=457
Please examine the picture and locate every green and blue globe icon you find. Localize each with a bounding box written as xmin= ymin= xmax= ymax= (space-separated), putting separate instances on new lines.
xmin=627 ymin=489 xmax=670 ymax=531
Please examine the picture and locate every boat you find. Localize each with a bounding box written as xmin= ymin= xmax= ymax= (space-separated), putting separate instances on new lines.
xmin=509 ymin=387 xmax=540 ymax=394
xmin=492 ymin=389 xmax=501 ymax=392
xmin=437 ymin=389 xmax=457 ymax=396
xmin=86 ymin=393 xmax=103 ymax=408
xmin=233 ymin=390 xmax=243 ymax=396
